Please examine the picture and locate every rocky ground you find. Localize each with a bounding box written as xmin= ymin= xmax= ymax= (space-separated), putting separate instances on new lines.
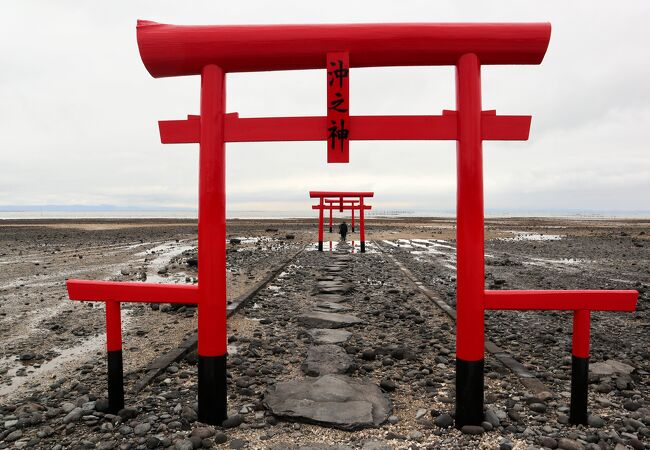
xmin=0 ymin=217 xmax=648 ymax=449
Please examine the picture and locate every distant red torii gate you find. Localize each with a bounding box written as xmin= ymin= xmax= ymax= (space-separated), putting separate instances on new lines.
xmin=63 ymin=20 xmax=639 ymax=429
xmin=310 ymin=191 xmax=373 ymax=251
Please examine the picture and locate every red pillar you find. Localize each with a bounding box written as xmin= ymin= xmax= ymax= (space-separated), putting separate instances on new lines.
xmin=454 ymin=52 xmax=485 ymax=427
xmin=359 ymin=199 xmax=366 ymax=253
xmin=570 ymin=310 xmax=590 ymax=424
xmin=351 ymin=208 xmax=355 ymax=232
xmin=329 ymin=206 xmax=333 ymax=233
xmin=318 ymin=198 xmax=324 ymax=251
xmin=197 ymin=64 xmax=228 ymax=425
xmin=106 ymin=301 xmax=124 ymax=413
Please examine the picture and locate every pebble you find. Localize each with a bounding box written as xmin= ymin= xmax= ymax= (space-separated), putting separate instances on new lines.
xmin=62 ymin=407 xmax=83 ymax=423
xmin=387 ymin=415 xmax=399 ymax=424
xmin=134 ymin=422 xmax=152 ymax=435
xmin=214 ymin=431 xmax=228 ymax=444
xmin=222 ymin=414 xmax=244 ymax=428
xmin=623 ymin=400 xmax=641 ymax=411
xmin=5 ymin=430 xmax=23 ymax=442
xmin=229 ymin=438 xmax=247 ymax=449
xmin=484 ymin=409 xmax=501 ymax=427
xmin=191 ymin=426 xmax=215 ymax=439
xmin=181 ymin=405 xmax=198 ymax=422
xmin=95 ymin=398 xmax=110 ymax=412
xmin=587 ymin=414 xmax=605 ymax=428
xmin=407 ymin=431 xmax=423 ymax=441
xmin=540 ymin=436 xmax=558 ymax=448
xmin=379 ymin=379 xmax=396 ymax=392
xmin=557 ymin=438 xmax=584 ymax=450
xmin=529 ymin=402 xmax=547 ymax=413
xmin=118 ymin=407 xmax=138 ymax=420
xmin=145 ymin=437 xmax=161 ymax=449
xmin=460 ymin=425 xmax=484 ymax=435
xmin=434 ymin=413 xmax=454 ymax=428
xmin=174 ymin=439 xmax=194 ymax=450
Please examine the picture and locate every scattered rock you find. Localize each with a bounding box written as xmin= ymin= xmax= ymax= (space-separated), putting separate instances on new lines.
xmin=461 ymin=425 xmax=484 ymax=435
xmin=587 ymin=414 xmax=605 ymax=428
xmin=557 ymin=438 xmax=584 ymax=450
xmin=434 ymin=413 xmax=454 ymax=428
xmin=590 ymin=359 xmax=634 ymax=376
xmin=222 ymin=414 xmax=244 ymax=429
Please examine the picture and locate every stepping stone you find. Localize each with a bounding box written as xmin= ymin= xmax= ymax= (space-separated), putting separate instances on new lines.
xmin=268 ymin=444 xmax=352 ymax=450
xmin=316 ymin=280 xmax=353 ymax=294
xmin=307 ymin=328 xmax=352 ymax=345
xmin=314 ymin=294 xmax=347 ymax=303
xmin=298 ymin=311 xmax=363 ymax=329
xmin=315 ymin=301 xmax=351 ymax=312
xmin=302 ymin=345 xmax=354 ymax=376
xmin=264 ymin=374 xmax=391 ymax=430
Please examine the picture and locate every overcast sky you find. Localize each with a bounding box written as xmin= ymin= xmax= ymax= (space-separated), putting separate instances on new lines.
xmin=1 ymin=1 xmax=649 ymax=215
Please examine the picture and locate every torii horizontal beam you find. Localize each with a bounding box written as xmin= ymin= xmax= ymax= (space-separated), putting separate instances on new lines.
xmin=312 ymin=204 xmax=372 ymax=210
xmin=310 ymin=191 xmax=374 ymax=198
xmin=137 ymin=21 xmax=551 ymax=77
xmin=67 ymin=280 xmax=199 ymax=304
xmin=159 ymin=112 xmax=531 ymax=144
xmin=484 ymin=290 xmax=637 ymax=311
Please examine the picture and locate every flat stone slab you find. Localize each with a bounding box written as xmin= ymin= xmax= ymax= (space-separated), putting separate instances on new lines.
xmin=302 ymin=345 xmax=355 ymax=376
xmin=590 ymin=359 xmax=635 ymax=376
xmin=315 ymin=301 xmax=351 ymax=312
xmin=269 ymin=444 xmax=352 ymax=450
xmin=298 ymin=311 xmax=363 ymax=329
xmin=313 ymin=294 xmax=346 ymax=303
xmin=307 ymin=328 xmax=352 ymax=345
xmin=315 ymin=280 xmax=353 ymax=294
xmin=264 ymin=374 xmax=391 ymax=430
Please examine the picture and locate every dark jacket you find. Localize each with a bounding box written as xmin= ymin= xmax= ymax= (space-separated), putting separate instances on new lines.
xmin=339 ymin=222 xmax=348 ymax=235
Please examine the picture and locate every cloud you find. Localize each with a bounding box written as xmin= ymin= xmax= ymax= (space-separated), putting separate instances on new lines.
xmin=0 ymin=0 xmax=649 ymax=214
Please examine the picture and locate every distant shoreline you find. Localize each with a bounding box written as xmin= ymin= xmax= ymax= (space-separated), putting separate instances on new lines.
xmin=1 ymin=214 xmax=649 ymax=223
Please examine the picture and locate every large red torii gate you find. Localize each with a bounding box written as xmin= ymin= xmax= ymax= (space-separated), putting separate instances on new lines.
xmin=63 ymin=20 xmax=639 ymax=429
xmin=310 ymin=191 xmax=373 ymax=252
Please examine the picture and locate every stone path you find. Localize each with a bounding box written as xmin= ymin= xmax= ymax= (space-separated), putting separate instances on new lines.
xmin=264 ymin=241 xmax=392 ymax=430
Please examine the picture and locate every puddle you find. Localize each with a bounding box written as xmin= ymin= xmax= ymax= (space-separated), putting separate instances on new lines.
xmin=138 ymin=241 xmax=196 ymax=284
xmin=524 ymin=257 xmax=585 ymax=267
xmin=499 ymin=232 xmax=563 ymax=242
xmin=0 ymin=309 xmax=133 ymax=398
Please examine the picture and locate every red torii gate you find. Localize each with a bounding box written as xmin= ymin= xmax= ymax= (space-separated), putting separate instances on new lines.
xmin=63 ymin=20 xmax=639 ymax=428
xmin=310 ymin=191 xmax=373 ymax=252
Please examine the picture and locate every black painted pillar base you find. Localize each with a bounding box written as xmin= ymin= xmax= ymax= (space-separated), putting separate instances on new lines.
xmin=569 ymin=355 xmax=589 ymax=425
xmin=198 ymin=354 xmax=228 ymax=425
xmin=107 ymin=350 xmax=124 ymax=414
xmin=352 ymin=227 xmax=355 ymax=232
xmin=455 ymin=358 xmax=484 ymax=428
xmin=318 ymin=241 xmax=323 ymax=252
xmin=329 ymin=226 xmax=333 ymax=233
xmin=360 ymin=241 xmax=365 ymax=253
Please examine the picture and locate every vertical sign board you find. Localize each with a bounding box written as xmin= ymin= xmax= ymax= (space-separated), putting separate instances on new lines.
xmin=327 ymin=52 xmax=350 ymax=163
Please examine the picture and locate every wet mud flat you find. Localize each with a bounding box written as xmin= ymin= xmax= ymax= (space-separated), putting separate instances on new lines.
xmin=0 ymin=217 xmax=648 ymax=449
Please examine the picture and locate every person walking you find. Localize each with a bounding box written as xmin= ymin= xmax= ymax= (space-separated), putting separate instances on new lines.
xmin=339 ymin=221 xmax=348 ymax=241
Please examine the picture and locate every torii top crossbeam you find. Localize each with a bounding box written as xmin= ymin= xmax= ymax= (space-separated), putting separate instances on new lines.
xmin=137 ymin=21 xmax=550 ymax=76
